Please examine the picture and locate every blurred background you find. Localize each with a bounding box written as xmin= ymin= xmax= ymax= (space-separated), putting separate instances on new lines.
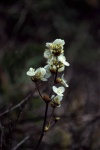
xmin=0 ymin=0 xmax=100 ymax=150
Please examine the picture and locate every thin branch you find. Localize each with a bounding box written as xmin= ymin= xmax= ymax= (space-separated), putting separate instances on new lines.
xmin=49 ymin=120 xmax=58 ymax=130
xmin=0 ymin=93 xmax=32 ymax=117
xmin=54 ymin=68 xmax=58 ymax=84
xmin=48 ymin=107 xmax=55 ymax=127
xmin=12 ymin=135 xmax=30 ymax=150
xmin=50 ymin=68 xmax=58 ymax=97
xmin=35 ymin=83 xmax=43 ymax=100
xmin=35 ymin=102 xmax=49 ymax=150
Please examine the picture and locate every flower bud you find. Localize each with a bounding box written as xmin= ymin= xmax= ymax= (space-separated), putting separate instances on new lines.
xmin=51 ymin=100 xmax=61 ymax=107
xmin=44 ymin=126 xmax=49 ymax=132
xmin=42 ymin=94 xmax=51 ymax=103
xmin=55 ymin=117 xmax=60 ymax=121
xmin=52 ymin=49 xmax=64 ymax=56
xmin=56 ymin=77 xmax=62 ymax=84
xmin=50 ymin=68 xmax=57 ymax=74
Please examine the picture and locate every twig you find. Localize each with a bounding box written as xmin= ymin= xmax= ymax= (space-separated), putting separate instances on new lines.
xmin=35 ymin=102 xmax=49 ymax=150
xmin=54 ymin=68 xmax=58 ymax=83
xmin=0 ymin=93 xmax=32 ymax=117
xmin=12 ymin=135 xmax=30 ymax=150
xmin=50 ymin=68 xmax=58 ymax=97
xmin=49 ymin=120 xmax=58 ymax=130
xmin=48 ymin=107 xmax=55 ymax=127
xmin=35 ymin=83 xmax=43 ymax=100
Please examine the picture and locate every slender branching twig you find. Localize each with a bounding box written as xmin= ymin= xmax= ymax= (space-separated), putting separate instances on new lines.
xmin=48 ymin=107 xmax=55 ymax=127
xmin=35 ymin=102 xmax=49 ymax=150
xmin=35 ymin=83 xmax=43 ymax=100
xmin=50 ymin=68 xmax=58 ymax=97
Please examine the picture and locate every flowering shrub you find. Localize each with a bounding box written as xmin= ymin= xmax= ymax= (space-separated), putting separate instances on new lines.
xmin=26 ymin=39 xmax=70 ymax=149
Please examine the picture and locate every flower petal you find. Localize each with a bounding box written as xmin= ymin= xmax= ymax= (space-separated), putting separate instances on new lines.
xmin=58 ymin=86 xmax=65 ymax=93
xmin=53 ymin=39 xmax=65 ymax=46
xmin=26 ymin=68 xmax=35 ymax=76
xmin=52 ymin=86 xmax=57 ymax=94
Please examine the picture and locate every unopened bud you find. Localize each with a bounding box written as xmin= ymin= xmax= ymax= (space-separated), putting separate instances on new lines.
xmin=56 ymin=78 xmax=62 ymax=84
xmin=52 ymin=47 xmax=64 ymax=56
xmin=55 ymin=117 xmax=60 ymax=121
xmin=42 ymin=94 xmax=51 ymax=103
xmin=44 ymin=126 xmax=49 ymax=132
xmin=51 ymin=101 xmax=60 ymax=107
xmin=50 ymin=68 xmax=56 ymax=74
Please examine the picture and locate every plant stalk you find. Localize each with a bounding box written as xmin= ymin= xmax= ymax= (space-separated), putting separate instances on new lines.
xmin=35 ymin=102 xmax=49 ymax=150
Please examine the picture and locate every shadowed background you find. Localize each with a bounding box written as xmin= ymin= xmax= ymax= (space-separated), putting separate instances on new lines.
xmin=0 ymin=0 xmax=100 ymax=150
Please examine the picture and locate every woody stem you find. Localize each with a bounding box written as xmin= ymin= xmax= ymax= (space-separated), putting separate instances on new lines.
xmin=35 ymin=102 xmax=49 ymax=150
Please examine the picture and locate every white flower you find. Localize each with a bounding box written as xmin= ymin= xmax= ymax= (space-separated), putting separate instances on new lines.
xmin=51 ymin=95 xmax=63 ymax=107
xmin=58 ymin=66 xmax=65 ymax=72
xmin=46 ymin=57 xmax=57 ymax=72
xmin=61 ymin=74 xmax=69 ymax=87
xmin=47 ymin=56 xmax=56 ymax=66
xmin=35 ymin=67 xmax=47 ymax=81
xmin=53 ymin=39 xmax=65 ymax=48
xmin=26 ymin=68 xmax=35 ymax=76
xmin=58 ymin=55 xmax=70 ymax=66
xmin=51 ymin=95 xmax=63 ymax=101
xmin=46 ymin=42 xmax=52 ymax=48
xmin=46 ymin=39 xmax=65 ymax=49
xmin=52 ymin=86 xmax=65 ymax=96
xmin=49 ymin=65 xmax=57 ymax=73
xmin=27 ymin=67 xmax=47 ymax=81
xmin=44 ymin=49 xmax=52 ymax=59
xmin=44 ymin=65 xmax=51 ymax=78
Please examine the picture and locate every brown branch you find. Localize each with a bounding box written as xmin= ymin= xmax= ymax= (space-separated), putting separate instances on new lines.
xmin=54 ymin=68 xmax=58 ymax=83
xmin=50 ymin=68 xmax=58 ymax=97
xmin=35 ymin=83 xmax=43 ymax=100
xmin=35 ymin=102 xmax=49 ymax=150
xmin=48 ymin=107 xmax=55 ymax=127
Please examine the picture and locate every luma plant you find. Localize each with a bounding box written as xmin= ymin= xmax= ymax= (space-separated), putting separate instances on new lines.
xmin=26 ymin=39 xmax=70 ymax=149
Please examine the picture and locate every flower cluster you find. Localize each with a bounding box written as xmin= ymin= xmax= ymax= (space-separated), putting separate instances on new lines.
xmin=26 ymin=67 xmax=47 ymax=81
xmin=26 ymin=39 xmax=70 ymax=107
xmin=44 ymin=39 xmax=69 ymax=73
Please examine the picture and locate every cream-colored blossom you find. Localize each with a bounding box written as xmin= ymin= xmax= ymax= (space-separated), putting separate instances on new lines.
xmin=51 ymin=95 xmax=63 ymax=101
xmin=47 ymin=56 xmax=57 ymax=65
xmin=44 ymin=49 xmax=52 ymax=59
xmin=58 ymin=55 xmax=70 ymax=66
xmin=46 ymin=39 xmax=65 ymax=55
xmin=35 ymin=67 xmax=47 ymax=81
xmin=27 ymin=67 xmax=47 ymax=81
xmin=50 ymin=65 xmax=57 ymax=73
xmin=58 ymin=66 xmax=65 ymax=72
xmin=47 ymin=56 xmax=58 ymax=72
xmin=46 ymin=42 xmax=52 ymax=48
xmin=52 ymin=86 xmax=65 ymax=96
xmin=26 ymin=68 xmax=35 ymax=76
xmin=51 ymin=95 xmax=63 ymax=107
xmin=44 ymin=65 xmax=51 ymax=78
xmin=53 ymin=39 xmax=65 ymax=48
